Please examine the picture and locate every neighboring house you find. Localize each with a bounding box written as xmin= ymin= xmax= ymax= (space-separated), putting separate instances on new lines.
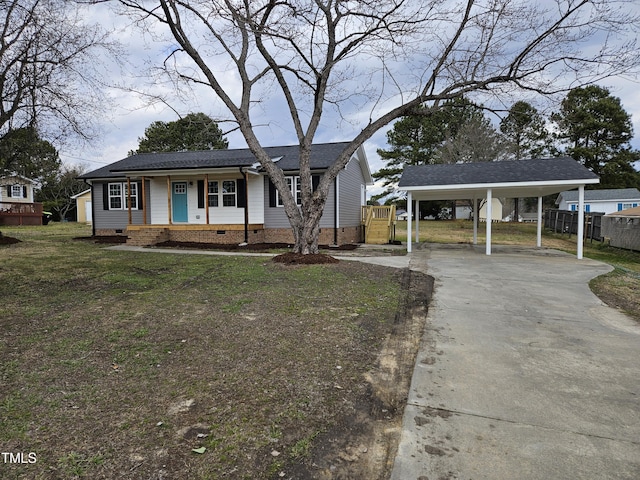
xmin=78 ymin=142 xmax=373 ymax=246
xmin=556 ymin=188 xmax=640 ymax=214
xmin=0 ymin=174 xmax=43 ymax=225
xmin=72 ymin=189 xmax=92 ymax=223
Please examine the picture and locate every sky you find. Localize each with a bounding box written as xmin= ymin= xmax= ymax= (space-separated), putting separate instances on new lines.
xmin=63 ymin=2 xmax=640 ymax=193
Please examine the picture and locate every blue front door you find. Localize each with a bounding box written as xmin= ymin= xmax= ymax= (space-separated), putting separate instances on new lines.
xmin=172 ymin=182 xmax=188 ymax=222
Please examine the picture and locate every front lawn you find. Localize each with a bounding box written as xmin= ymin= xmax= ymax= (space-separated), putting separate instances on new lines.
xmin=0 ymin=223 xmax=423 ymax=479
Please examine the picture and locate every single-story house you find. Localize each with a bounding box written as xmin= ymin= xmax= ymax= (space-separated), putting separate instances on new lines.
xmin=78 ymin=142 xmax=373 ymax=246
xmin=0 ymin=174 xmax=43 ymax=225
xmin=556 ymin=188 xmax=640 ymax=214
xmin=72 ymin=189 xmax=92 ymax=223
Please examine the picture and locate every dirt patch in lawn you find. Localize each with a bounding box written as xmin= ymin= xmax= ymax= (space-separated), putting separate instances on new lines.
xmin=286 ymin=269 xmax=433 ymax=479
xmin=155 ymin=241 xmax=359 ymax=252
xmin=0 ymin=233 xmax=21 ymax=245
xmin=73 ymin=235 xmax=128 ymax=244
xmin=273 ymin=252 xmax=340 ymax=265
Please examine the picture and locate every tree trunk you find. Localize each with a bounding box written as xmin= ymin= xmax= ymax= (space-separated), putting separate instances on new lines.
xmin=292 ymin=198 xmax=326 ymax=254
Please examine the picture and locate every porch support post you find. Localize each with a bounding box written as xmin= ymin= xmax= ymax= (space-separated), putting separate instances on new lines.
xmin=473 ymin=197 xmax=478 ymax=245
xmin=485 ymin=188 xmax=492 ymax=255
xmin=243 ymin=169 xmax=249 ymax=244
xmin=167 ymin=176 xmax=172 ymax=225
xmin=142 ymin=176 xmax=147 ymax=225
xmin=407 ymin=192 xmax=413 ymax=253
xmin=204 ymin=174 xmax=210 ymax=225
xmin=536 ymin=196 xmax=543 ymax=247
xmin=127 ymin=177 xmax=132 ymax=225
xmin=577 ymin=185 xmax=585 ymax=259
xmin=415 ymin=200 xmax=419 ymax=243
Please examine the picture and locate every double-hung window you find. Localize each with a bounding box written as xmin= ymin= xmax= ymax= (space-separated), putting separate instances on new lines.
xmin=108 ymin=182 xmax=137 ymax=210
xmin=11 ymin=185 xmax=23 ymax=198
xmin=277 ymin=176 xmax=301 ymax=206
xmin=207 ymin=180 xmax=236 ymax=207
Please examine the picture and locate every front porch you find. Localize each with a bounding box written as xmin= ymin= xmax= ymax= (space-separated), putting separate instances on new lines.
xmin=0 ymin=201 xmax=43 ymax=226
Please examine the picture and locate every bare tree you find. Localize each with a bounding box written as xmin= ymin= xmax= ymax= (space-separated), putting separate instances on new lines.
xmin=38 ymin=164 xmax=88 ymax=221
xmin=437 ymin=113 xmax=507 ymax=164
xmin=0 ymin=0 xmax=113 ymax=143
xmin=103 ymin=0 xmax=638 ymax=254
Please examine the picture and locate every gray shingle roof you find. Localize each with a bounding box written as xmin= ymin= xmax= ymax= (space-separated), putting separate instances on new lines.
xmin=79 ymin=142 xmax=351 ymax=179
xmin=558 ymin=187 xmax=640 ymax=202
xmin=398 ymin=157 xmax=599 ymax=187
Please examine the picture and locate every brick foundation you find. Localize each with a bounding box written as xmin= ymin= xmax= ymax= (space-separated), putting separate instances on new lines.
xmin=167 ymin=228 xmax=265 ymax=244
xmin=98 ymin=225 xmax=361 ymax=246
xmin=263 ymin=226 xmax=361 ymax=245
xmin=95 ymin=228 xmax=128 ymax=237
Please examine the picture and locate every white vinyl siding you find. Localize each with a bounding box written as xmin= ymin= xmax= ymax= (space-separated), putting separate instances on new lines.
xmin=147 ymin=176 xmax=262 ymax=225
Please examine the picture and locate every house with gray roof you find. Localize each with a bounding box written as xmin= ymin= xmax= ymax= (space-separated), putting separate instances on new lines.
xmin=78 ymin=142 xmax=373 ymax=246
xmin=556 ymin=188 xmax=640 ymax=214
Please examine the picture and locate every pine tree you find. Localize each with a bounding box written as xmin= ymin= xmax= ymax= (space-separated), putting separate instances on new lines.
xmin=552 ymin=86 xmax=640 ymax=188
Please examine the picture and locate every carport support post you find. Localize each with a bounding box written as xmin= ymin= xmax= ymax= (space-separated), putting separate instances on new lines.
xmin=486 ymin=188 xmax=492 ymax=255
xmin=536 ymin=196 xmax=543 ymax=247
xmin=415 ymin=200 xmax=420 ymax=242
xmin=473 ymin=198 xmax=478 ymax=245
xmin=577 ymin=186 xmax=585 ymax=259
xmin=407 ymin=192 xmax=412 ymax=253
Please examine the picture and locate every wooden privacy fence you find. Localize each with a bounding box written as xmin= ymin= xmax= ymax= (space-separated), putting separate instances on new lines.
xmin=0 ymin=201 xmax=43 ymax=226
xmin=544 ymin=209 xmax=604 ymax=242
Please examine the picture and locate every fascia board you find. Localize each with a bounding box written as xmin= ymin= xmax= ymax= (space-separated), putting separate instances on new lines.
xmin=110 ymin=167 xmax=244 ymax=177
xmin=401 ymin=178 xmax=600 ymax=192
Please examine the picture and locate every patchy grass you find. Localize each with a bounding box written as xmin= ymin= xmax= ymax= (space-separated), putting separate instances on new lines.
xmin=0 ymin=223 xmax=419 ymax=479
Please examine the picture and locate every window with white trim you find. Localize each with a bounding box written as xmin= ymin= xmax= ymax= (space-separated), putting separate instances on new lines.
xmin=12 ymin=185 xmax=23 ymax=198
xmin=570 ymin=204 xmax=591 ymax=212
xmin=208 ymin=180 xmax=236 ymax=207
xmin=277 ymin=176 xmax=301 ymax=206
xmin=108 ymin=182 xmax=137 ymax=210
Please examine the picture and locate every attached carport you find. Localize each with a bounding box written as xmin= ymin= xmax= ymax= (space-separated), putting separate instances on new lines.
xmin=398 ymin=157 xmax=600 ymax=258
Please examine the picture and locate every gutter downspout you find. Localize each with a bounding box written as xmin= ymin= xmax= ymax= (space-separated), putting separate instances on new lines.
xmin=84 ymin=180 xmax=96 ymax=237
xmin=334 ymin=176 xmax=338 ymax=246
xmin=240 ymin=167 xmax=249 ymax=244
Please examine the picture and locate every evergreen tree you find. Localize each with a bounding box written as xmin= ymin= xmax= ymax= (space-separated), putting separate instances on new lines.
xmin=500 ymin=101 xmax=550 ymax=160
xmin=375 ymin=98 xmax=504 ymax=219
xmin=132 ymin=113 xmax=228 ymax=154
xmin=0 ymin=127 xmax=61 ymax=184
xmin=374 ymin=98 xmax=490 ymax=193
xmin=437 ymin=112 xmax=506 ymax=164
xmin=552 ymin=86 xmax=640 ymax=188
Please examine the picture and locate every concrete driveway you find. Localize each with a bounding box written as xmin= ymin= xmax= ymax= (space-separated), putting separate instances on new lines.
xmin=391 ymin=244 xmax=640 ymax=480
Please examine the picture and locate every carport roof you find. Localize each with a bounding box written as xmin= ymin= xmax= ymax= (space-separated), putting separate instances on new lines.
xmin=399 ymin=157 xmax=599 ymax=200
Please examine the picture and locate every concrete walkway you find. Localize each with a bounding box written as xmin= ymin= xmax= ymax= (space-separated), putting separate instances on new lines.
xmin=391 ymin=244 xmax=640 ymax=480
